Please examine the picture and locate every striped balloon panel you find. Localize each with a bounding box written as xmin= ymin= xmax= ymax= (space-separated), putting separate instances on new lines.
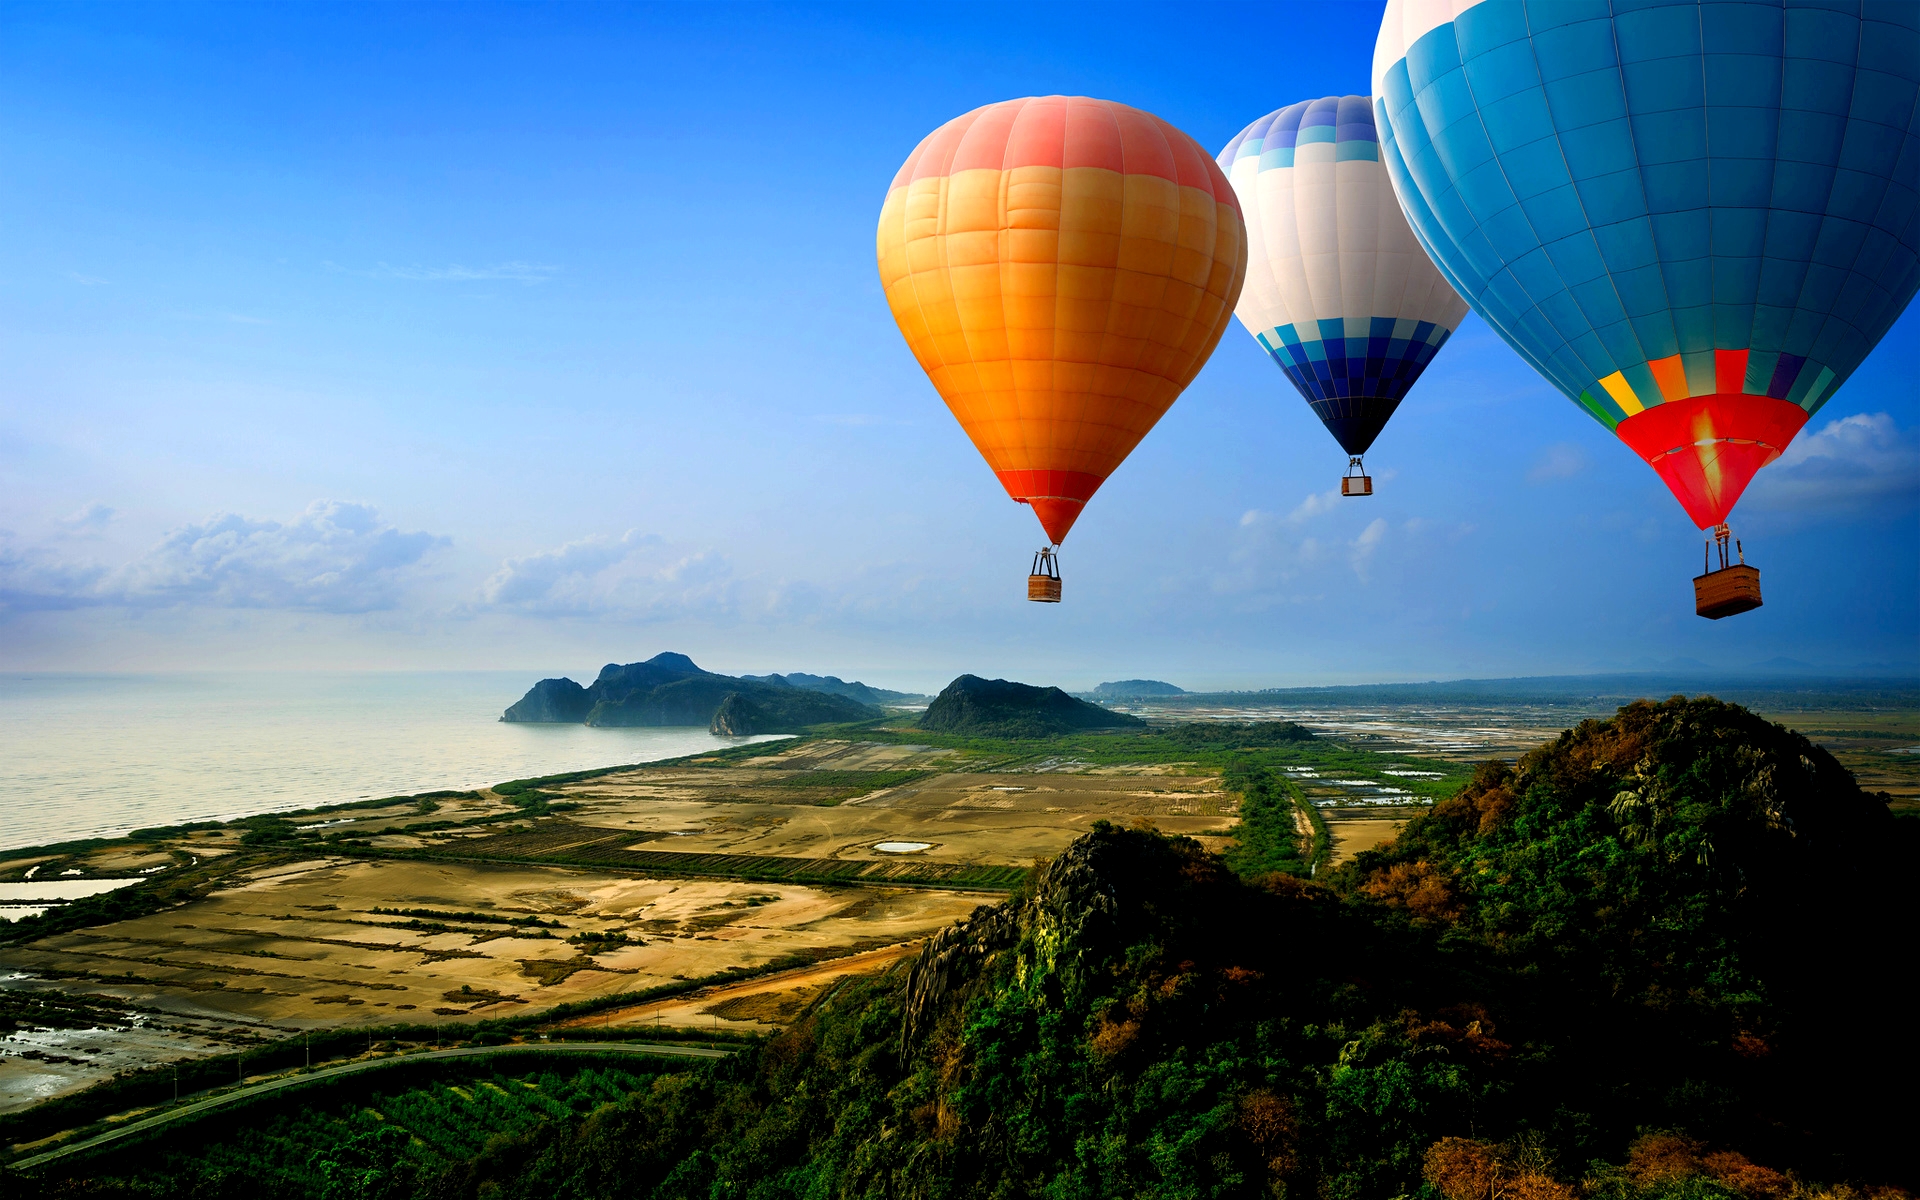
xmin=1373 ymin=0 xmax=1920 ymax=526
xmin=877 ymin=96 xmax=1247 ymax=543
xmin=1220 ymin=95 xmax=1468 ymax=455
xmin=1258 ymin=317 xmax=1455 ymax=454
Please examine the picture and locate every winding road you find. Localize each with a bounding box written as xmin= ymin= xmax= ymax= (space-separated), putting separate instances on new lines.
xmin=12 ymin=1040 xmax=732 ymax=1173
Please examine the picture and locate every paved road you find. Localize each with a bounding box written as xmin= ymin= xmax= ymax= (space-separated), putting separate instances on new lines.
xmin=12 ymin=1040 xmax=732 ymax=1172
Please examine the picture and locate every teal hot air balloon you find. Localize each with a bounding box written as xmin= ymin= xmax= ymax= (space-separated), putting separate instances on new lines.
xmin=1373 ymin=0 xmax=1920 ymax=616
xmin=1220 ymin=98 xmax=1469 ymax=495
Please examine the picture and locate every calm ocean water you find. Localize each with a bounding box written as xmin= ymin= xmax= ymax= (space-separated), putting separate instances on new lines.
xmin=0 ymin=672 xmax=788 ymax=853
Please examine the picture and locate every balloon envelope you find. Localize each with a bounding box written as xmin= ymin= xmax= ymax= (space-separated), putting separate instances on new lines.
xmin=876 ymin=96 xmax=1247 ymax=544
xmin=1373 ymin=0 xmax=1920 ymax=528
xmin=1220 ymin=96 xmax=1468 ymax=457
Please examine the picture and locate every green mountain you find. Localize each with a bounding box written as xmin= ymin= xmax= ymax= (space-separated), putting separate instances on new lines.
xmin=739 ymin=672 xmax=924 ymax=706
xmin=501 ymin=653 xmax=878 ymax=730
xmin=919 ymin=674 xmax=1145 ymax=737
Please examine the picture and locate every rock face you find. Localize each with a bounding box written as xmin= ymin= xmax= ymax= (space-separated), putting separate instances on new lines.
xmin=501 ymin=652 xmax=881 ymax=730
xmin=1091 ymin=679 xmax=1186 ymax=698
xmin=500 ymin=678 xmax=591 ymax=723
xmin=708 ymin=688 xmax=878 ymax=736
xmin=919 ymin=675 xmax=1144 ymax=738
xmin=900 ymin=824 xmax=1188 ymax=1054
xmin=708 ymin=692 xmax=764 ymax=736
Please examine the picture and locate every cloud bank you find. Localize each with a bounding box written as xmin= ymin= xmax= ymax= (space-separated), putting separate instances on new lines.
xmin=1 ymin=501 xmax=447 ymax=613
xmin=1747 ymin=412 xmax=1920 ymax=512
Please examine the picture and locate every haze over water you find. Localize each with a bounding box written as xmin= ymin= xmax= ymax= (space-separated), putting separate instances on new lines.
xmin=0 ymin=672 xmax=784 ymax=852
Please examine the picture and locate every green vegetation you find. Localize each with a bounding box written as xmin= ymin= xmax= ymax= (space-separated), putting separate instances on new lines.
xmin=14 ymin=1061 xmax=680 ymax=1197
xmin=761 ymin=768 xmax=930 ymax=791
xmin=1164 ymin=719 xmax=1318 ymax=748
xmin=1219 ymin=761 xmax=1310 ymax=877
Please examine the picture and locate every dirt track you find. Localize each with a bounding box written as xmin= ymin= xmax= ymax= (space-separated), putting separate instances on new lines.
xmin=555 ymin=940 xmax=926 ymax=1033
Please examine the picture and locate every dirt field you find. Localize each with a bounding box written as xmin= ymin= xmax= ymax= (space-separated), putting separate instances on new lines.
xmin=0 ymin=857 xmax=980 ymax=1031
xmin=558 ymin=941 xmax=927 ymax=1034
xmin=0 ymin=740 xmax=1240 ymax=1111
xmin=1323 ymin=812 xmax=1419 ymax=864
xmin=526 ymin=741 xmax=1231 ymax=868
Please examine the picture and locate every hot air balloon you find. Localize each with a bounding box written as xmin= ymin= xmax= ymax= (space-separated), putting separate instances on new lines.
xmin=876 ymin=96 xmax=1248 ymax=601
xmin=1373 ymin=0 xmax=1920 ymax=617
xmin=1220 ymin=96 xmax=1469 ymax=496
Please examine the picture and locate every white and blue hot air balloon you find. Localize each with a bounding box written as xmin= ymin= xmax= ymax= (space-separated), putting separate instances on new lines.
xmin=1220 ymin=96 xmax=1470 ymax=494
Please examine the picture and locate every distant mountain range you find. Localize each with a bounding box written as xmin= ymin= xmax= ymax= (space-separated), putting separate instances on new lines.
xmin=1089 ymin=679 xmax=1187 ymax=698
xmin=739 ymin=672 xmax=924 ymax=707
xmin=1138 ymin=671 xmax=1920 ymax=711
xmin=501 ymin=653 xmax=887 ymax=734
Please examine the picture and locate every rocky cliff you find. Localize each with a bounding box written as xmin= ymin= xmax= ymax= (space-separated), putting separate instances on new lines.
xmin=500 ymin=677 xmax=591 ymax=723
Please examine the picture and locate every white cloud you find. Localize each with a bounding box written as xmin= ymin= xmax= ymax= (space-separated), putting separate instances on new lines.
xmin=119 ymin=501 xmax=447 ymax=611
xmin=66 ymin=271 xmax=107 ymax=286
xmin=0 ymin=539 xmax=111 ymax=611
xmin=1 ymin=501 xmax=447 ymax=614
xmin=1745 ymin=412 xmax=1920 ymax=512
xmin=1527 ymin=442 xmax=1588 ymax=483
xmin=59 ymin=502 xmax=116 ymax=532
xmin=479 ymin=532 xmax=748 ymax=618
xmin=482 ymin=531 xmax=659 ymax=607
xmin=1350 ymin=517 xmax=1388 ymax=581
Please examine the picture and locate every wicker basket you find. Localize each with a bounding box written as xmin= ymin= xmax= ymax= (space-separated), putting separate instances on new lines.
xmin=1028 ymin=574 xmax=1062 ymax=603
xmin=1341 ymin=474 xmax=1373 ymax=496
xmin=1694 ymin=564 xmax=1762 ymax=619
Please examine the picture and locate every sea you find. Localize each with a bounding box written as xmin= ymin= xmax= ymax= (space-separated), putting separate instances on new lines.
xmin=0 ymin=672 xmax=791 ymax=853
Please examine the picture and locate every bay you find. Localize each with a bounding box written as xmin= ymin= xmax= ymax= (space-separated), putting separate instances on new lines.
xmin=0 ymin=672 xmax=788 ymax=852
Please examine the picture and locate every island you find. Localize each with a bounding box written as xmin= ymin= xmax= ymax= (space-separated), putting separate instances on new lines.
xmin=1090 ymin=679 xmax=1188 ymax=698
xmin=501 ymin=652 xmax=883 ymax=734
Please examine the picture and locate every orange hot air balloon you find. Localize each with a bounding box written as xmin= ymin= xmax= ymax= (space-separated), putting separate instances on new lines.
xmin=876 ymin=96 xmax=1247 ymax=601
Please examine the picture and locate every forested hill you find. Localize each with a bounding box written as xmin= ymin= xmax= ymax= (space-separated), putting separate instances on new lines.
xmin=256 ymin=695 xmax=1906 ymax=1199
xmin=919 ymin=674 xmax=1144 ymax=737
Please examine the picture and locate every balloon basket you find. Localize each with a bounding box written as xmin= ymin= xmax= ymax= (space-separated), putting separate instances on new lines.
xmin=1694 ymin=524 xmax=1761 ymax=619
xmin=1028 ymin=547 xmax=1061 ymax=603
xmin=1341 ymin=456 xmax=1372 ymax=496
xmin=1695 ymin=566 xmax=1761 ymax=619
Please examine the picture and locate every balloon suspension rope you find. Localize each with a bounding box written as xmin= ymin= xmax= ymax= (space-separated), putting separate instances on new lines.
xmin=1031 ymin=546 xmax=1060 ymax=579
xmin=1705 ymin=523 xmax=1744 ymax=573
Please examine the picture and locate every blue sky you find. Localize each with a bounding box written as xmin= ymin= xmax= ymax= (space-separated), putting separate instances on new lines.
xmin=0 ymin=1 xmax=1914 ymax=691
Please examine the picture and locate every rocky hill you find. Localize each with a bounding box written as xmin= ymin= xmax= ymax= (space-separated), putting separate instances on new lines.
xmin=500 ymin=653 xmax=879 ymax=730
xmin=919 ymin=675 xmax=1144 ymax=737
